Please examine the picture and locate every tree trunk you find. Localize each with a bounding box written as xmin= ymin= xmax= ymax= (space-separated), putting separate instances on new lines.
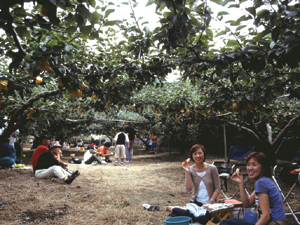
xmin=136 ymin=133 xmax=149 ymax=151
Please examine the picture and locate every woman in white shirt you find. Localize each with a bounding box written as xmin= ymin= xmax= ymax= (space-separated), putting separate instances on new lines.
xmin=166 ymin=144 xmax=221 ymax=224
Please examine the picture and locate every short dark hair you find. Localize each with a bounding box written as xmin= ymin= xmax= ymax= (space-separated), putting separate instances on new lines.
xmin=119 ymin=127 xmax=124 ymax=131
xmin=189 ymin=144 xmax=207 ymax=162
xmin=104 ymin=142 xmax=111 ymax=147
xmin=39 ymin=134 xmax=50 ymax=143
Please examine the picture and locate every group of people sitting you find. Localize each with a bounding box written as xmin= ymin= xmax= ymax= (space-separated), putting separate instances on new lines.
xmin=63 ymin=139 xmax=84 ymax=148
xmin=31 ymin=135 xmax=114 ymax=185
xmin=68 ymin=142 xmax=113 ymax=165
xmin=166 ymin=144 xmax=286 ymax=225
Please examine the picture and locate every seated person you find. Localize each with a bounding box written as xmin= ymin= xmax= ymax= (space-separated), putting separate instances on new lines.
xmin=86 ymin=143 xmax=96 ymax=150
xmin=0 ymin=139 xmax=16 ymax=168
xmin=83 ymin=148 xmax=107 ymax=165
xmin=166 ymin=144 xmax=220 ymax=224
xmin=32 ymin=135 xmax=50 ymax=170
xmin=34 ymin=141 xmax=79 ymax=184
xmin=96 ymin=142 xmax=113 ymax=162
xmin=220 ymin=152 xmax=286 ymax=225
xmin=63 ymin=141 xmax=70 ymax=148
xmin=77 ymin=139 xmax=84 ymax=147
xmin=69 ymin=140 xmax=77 ymax=148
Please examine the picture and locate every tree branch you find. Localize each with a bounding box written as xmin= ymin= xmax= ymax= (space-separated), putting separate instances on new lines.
xmin=1 ymin=89 xmax=61 ymax=141
xmin=225 ymin=120 xmax=261 ymax=141
xmin=129 ymin=0 xmax=142 ymax=34
xmin=273 ymin=115 xmax=300 ymax=147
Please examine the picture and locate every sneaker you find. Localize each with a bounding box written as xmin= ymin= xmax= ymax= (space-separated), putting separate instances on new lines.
xmin=124 ymin=160 xmax=129 ymax=163
xmin=114 ymin=161 xmax=118 ymax=166
xmin=71 ymin=170 xmax=79 ymax=177
xmin=121 ymin=162 xmax=124 ymax=166
xmin=64 ymin=176 xmax=77 ymax=184
xmin=101 ymin=161 xmax=108 ymax=165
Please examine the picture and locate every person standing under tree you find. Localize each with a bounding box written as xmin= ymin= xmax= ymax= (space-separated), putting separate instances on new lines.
xmin=114 ymin=127 xmax=129 ymax=166
xmin=124 ymin=123 xmax=137 ymax=162
xmin=150 ymin=133 xmax=157 ymax=154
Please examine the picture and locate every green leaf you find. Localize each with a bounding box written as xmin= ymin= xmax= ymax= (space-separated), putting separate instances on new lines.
xmin=228 ymin=4 xmax=239 ymax=8
xmin=66 ymin=26 xmax=78 ymax=33
xmin=47 ymin=40 xmax=58 ymax=48
xmin=75 ymin=14 xmax=85 ymax=27
xmin=24 ymin=54 xmax=31 ymax=61
xmin=255 ymin=9 xmax=270 ymax=26
xmin=80 ymin=25 xmax=92 ymax=35
xmin=87 ymin=0 xmax=96 ymax=7
xmin=190 ymin=16 xmax=202 ymax=26
xmin=57 ymin=34 xmax=67 ymax=41
xmin=210 ymin=0 xmax=223 ymax=5
xmin=141 ymin=21 xmax=149 ymax=26
xmin=77 ymin=4 xmax=91 ymax=20
xmin=90 ymin=12 xmax=100 ymax=24
xmin=121 ymin=1 xmax=129 ymax=5
xmin=236 ymin=15 xmax=252 ymax=24
xmin=253 ymin=29 xmax=271 ymax=42
xmin=103 ymin=20 xmax=119 ymax=26
xmin=146 ymin=0 xmax=155 ymax=7
xmin=206 ymin=29 xmax=213 ymax=40
xmin=105 ymin=9 xmax=115 ymax=18
xmin=13 ymin=7 xmax=27 ymax=17
xmin=222 ymin=0 xmax=235 ymax=6
xmin=90 ymin=31 xmax=99 ymax=39
xmin=271 ymin=27 xmax=280 ymax=42
xmin=217 ymin=11 xmax=230 ymax=16
xmin=246 ymin=7 xmax=256 ymax=17
xmin=236 ymin=25 xmax=247 ymax=31
xmin=15 ymin=26 xmax=31 ymax=40
xmin=65 ymin=13 xmax=75 ymax=27
xmin=226 ymin=39 xmax=238 ymax=46
xmin=144 ymin=26 xmax=151 ymax=35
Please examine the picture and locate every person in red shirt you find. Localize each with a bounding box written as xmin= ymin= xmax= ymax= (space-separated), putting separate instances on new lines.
xmin=96 ymin=142 xmax=112 ymax=162
xmin=31 ymin=135 xmax=50 ymax=170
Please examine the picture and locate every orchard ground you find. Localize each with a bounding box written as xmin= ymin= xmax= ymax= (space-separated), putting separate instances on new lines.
xmin=0 ymin=145 xmax=299 ymax=225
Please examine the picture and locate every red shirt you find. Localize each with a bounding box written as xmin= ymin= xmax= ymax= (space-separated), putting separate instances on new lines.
xmin=32 ymin=145 xmax=49 ymax=169
xmin=96 ymin=146 xmax=107 ymax=155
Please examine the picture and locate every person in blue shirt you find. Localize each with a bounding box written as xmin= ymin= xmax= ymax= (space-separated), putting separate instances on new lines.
xmin=0 ymin=139 xmax=16 ymax=167
xmin=220 ymin=152 xmax=286 ymax=225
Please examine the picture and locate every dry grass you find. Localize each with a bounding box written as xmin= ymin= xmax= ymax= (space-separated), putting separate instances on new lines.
xmin=0 ymin=146 xmax=299 ymax=224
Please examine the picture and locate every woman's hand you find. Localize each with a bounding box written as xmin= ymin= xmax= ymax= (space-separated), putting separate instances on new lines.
xmin=182 ymin=158 xmax=190 ymax=172
xmin=230 ymin=171 xmax=244 ymax=184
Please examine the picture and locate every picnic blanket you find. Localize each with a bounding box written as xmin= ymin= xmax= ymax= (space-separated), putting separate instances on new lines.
xmin=13 ymin=166 xmax=32 ymax=170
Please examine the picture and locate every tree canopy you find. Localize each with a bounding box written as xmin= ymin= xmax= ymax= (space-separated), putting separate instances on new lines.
xmin=1 ymin=0 xmax=300 ymax=164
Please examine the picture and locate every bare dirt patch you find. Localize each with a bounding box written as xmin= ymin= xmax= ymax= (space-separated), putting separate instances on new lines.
xmin=0 ymin=147 xmax=299 ymax=224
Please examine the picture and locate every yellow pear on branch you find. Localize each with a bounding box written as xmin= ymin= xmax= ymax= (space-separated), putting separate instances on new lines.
xmin=36 ymin=76 xmax=43 ymax=85
xmin=39 ymin=59 xmax=53 ymax=71
xmin=0 ymin=80 xmax=8 ymax=90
